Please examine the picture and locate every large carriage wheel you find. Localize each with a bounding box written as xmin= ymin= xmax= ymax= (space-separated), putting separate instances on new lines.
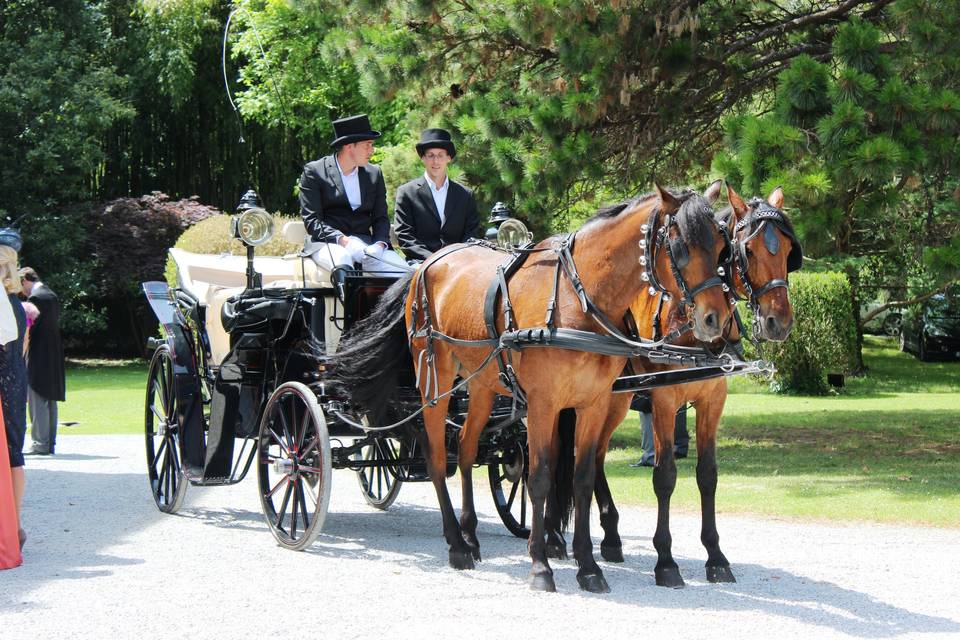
xmin=257 ymin=382 xmax=332 ymax=551
xmin=355 ymin=437 xmax=403 ymax=510
xmin=144 ymin=345 xmax=188 ymax=513
xmin=488 ymin=439 xmax=531 ymax=539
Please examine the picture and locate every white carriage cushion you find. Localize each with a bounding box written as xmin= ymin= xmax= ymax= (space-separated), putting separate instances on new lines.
xmin=204 ymin=285 xmax=246 ymax=365
xmin=282 ymin=220 xmax=308 ymax=246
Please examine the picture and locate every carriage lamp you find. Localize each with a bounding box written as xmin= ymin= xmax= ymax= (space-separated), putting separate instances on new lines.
xmin=232 ymin=189 xmax=275 ymax=290
xmin=496 ymin=218 xmax=533 ymax=250
xmin=484 ymin=201 xmax=514 ymax=242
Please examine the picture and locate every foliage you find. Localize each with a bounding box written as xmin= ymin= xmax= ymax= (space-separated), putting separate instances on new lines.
xmin=164 ymin=213 xmax=300 ymax=286
xmin=749 ymin=272 xmax=858 ymax=394
xmin=0 ymin=0 xmax=133 ymax=218
xmin=715 ymin=7 xmax=960 ymax=322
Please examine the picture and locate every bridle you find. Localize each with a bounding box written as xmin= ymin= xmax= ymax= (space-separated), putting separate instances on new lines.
xmin=639 ymin=204 xmax=731 ymax=313
xmin=729 ymin=199 xmax=802 ymax=337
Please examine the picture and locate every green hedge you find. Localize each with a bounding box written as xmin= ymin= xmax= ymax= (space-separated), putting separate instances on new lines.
xmin=164 ymin=214 xmax=301 ymax=287
xmin=745 ymin=271 xmax=858 ymax=394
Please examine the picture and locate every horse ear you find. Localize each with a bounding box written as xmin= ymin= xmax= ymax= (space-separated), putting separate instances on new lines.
xmin=767 ymin=185 xmax=784 ymax=209
xmin=703 ymin=179 xmax=722 ymax=204
xmin=654 ymin=182 xmax=680 ymax=214
xmin=726 ymin=183 xmax=748 ymax=220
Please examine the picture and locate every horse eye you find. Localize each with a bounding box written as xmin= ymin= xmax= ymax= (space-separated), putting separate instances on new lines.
xmin=745 ymin=247 xmax=753 ymax=257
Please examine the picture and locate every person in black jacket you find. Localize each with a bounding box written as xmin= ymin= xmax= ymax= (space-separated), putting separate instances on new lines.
xmin=19 ymin=267 xmax=64 ymax=456
xmin=394 ymin=128 xmax=479 ymax=262
xmin=298 ymin=114 xmax=409 ymax=275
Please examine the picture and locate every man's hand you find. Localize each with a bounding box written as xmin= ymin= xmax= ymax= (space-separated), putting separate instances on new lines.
xmin=364 ymin=242 xmax=386 ymax=260
xmin=344 ymin=236 xmax=368 ymax=263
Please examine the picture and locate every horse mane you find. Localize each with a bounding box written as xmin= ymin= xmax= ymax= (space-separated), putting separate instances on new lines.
xmin=717 ymin=198 xmax=798 ymax=238
xmin=588 ymin=188 xmax=715 ymax=250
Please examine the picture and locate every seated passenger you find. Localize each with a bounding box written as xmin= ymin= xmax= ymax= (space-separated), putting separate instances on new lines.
xmin=394 ymin=128 xmax=479 ymax=262
xmin=299 ymin=114 xmax=409 ymax=275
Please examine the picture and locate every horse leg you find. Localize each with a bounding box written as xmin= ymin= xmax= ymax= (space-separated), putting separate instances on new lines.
xmin=596 ymin=394 xmax=631 ymax=563
xmin=457 ymin=386 xmax=496 ymax=562
xmin=525 ymin=400 xmax=560 ymax=592
xmin=695 ymin=390 xmax=736 ymax=583
xmin=544 ymin=408 xmax=574 ymax=560
xmin=571 ymin=403 xmax=611 ymax=593
xmin=420 ymin=363 xmax=474 ymax=570
xmin=651 ymin=393 xmax=684 ymax=588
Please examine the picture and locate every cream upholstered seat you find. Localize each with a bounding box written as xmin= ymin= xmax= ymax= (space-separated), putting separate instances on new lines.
xmin=168 ymin=224 xmax=341 ymax=364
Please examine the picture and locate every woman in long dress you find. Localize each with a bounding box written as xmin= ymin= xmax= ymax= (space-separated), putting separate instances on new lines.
xmin=0 ymin=237 xmax=28 ymax=568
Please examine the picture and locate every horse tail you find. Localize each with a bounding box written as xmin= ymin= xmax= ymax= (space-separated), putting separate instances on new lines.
xmin=555 ymin=407 xmax=576 ymax=533
xmin=328 ymin=271 xmax=415 ymax=420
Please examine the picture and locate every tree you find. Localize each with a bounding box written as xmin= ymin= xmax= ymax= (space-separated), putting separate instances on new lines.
xmin=713 ymin=4 xmax=960 ymax=357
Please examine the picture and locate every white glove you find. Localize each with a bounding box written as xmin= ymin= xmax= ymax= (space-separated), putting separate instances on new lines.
xmin=344 ymin=236 xmax=368 ymax=263
xmin=364 ymin=242 xmax=385 ymax=260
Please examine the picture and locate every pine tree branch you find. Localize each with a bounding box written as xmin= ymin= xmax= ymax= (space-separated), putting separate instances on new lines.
xmin=860 ymin=279 xmax=959 ymax=326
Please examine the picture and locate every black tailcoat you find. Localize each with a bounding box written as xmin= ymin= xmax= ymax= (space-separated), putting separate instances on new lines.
xmin=27 ymin=283 xmax=66 ymax=401
xmin=299 ymin=155 xmax=390 ymax=245
xmin=394 ymin=177 xmax=479 ymax=261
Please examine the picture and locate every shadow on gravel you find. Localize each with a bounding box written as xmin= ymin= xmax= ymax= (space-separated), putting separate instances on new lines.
xmin=0 ymin=469 xmax=158 ymax=612
xmin=179 ymin=497 xmax=959 ymax=637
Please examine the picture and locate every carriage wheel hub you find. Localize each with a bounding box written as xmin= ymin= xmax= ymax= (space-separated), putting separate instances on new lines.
xmin=273 ymin=458 xmax=295 ymax=475
xmin=503 ymin=450 xmax=523 ymax=483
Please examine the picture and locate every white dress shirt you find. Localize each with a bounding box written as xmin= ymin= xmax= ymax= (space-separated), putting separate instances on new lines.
xmin=425 ymin=172 xmax=450 ymax=225
xmin=336 ymin=157 xmax=362 ymax=211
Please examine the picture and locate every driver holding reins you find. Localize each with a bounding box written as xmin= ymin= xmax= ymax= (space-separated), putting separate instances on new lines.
xmin=298 ymin=114 xmax=409 ymax=275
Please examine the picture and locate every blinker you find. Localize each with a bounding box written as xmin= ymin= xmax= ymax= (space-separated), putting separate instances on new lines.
xmin=763 ymin=223 xmax=780 ymax=255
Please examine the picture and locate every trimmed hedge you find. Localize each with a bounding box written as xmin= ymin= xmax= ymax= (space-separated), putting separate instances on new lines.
xmin=746 ymin=271 xmax=858 ymax=394
xmin=164 ymin=214 xmax=301 ymax=287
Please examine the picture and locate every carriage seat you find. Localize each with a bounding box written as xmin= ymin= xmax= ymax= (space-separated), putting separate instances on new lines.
xmin=168 ymin=240 xmax=334 ymax=365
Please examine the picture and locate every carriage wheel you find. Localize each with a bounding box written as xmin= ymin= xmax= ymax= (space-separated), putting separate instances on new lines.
xmin=355 ymin=438 xmax=403 ymax=510
xmin=488 ymin=440 xmax=531 ymax=539
xmin=257 ymin=382 xmax=332 ymax=551
xmin=144 ymin=345 xmax=188 ymax=514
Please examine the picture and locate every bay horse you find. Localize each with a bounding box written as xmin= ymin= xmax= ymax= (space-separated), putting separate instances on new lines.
xmin=332 ymin=185 xmax=732 ymax=592
xmin=549 ymin=185 xmax=802 ymax=588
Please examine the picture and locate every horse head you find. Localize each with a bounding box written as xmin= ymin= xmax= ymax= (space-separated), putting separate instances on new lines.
xmin=644 ymin=183 xmax=732 ymax=342
xmin=723 ymin=185 xmax=802 ymax=342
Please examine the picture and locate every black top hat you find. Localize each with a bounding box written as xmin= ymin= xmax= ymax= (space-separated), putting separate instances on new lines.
xmin=0 ymin=228 xmax=22 ymax=253
xmin=415 ymin=128 xmax=456 ymax=158
xmin=330 ymin=114 xmax=381 ymax=148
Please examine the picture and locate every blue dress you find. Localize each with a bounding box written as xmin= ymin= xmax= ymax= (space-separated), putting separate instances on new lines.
xmin=0 ymin=293 xmax=27 ymax=467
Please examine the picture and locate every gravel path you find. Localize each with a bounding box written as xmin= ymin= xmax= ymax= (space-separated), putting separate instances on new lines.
xmin=1 ymin=435 xmax=958 ymax=640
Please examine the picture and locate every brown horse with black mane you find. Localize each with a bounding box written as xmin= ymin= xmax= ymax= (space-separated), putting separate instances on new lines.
xmin=548 ymin=184 xmax=801 ymax=588
xmin=333 ymin=185 xmax=732 ymax=592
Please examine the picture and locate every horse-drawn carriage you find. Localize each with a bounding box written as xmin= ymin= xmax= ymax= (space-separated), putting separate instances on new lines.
xmin=142 ymin=193 xmax=534 ymax=550
xmin=143 ymin=183 xmax=797 ymax=592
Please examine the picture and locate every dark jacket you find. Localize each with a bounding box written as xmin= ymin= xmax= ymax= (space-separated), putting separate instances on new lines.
xmin=394 ymin=176 xmax=479 ymax=261
xmin=26 ymin=283 xmax=65 ymax=401
xmin=299 ymin=154 xmax=390 ymax=245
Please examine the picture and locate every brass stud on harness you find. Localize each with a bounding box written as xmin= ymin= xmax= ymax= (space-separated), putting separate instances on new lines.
xmin=648 ymin=286 xmax=657 ymax=296
xmin=639 ymin=256 xmax=647 ymax=266
xmin=641 ymin=272 xmax=650 ymax=282
xmin=717 ymin=266 xmax=725 ymax=276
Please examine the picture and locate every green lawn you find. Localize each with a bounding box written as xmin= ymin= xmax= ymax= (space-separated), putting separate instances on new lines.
xmin=607 ymin=336 xmax=959 ymax=527
xmin=58 ymin=337 xmax=959 ymax=526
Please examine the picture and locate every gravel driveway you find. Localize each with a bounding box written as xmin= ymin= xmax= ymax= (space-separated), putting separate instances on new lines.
xmin=2 ymin=435 xmax=958 ymax=640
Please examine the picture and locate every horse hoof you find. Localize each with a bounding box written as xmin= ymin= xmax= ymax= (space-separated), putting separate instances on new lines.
xmin=600 ymin=544 xmax=624 ymax=563
xmin=528 ymin=572 xmax=557 ymax=592
xmin=470 ymin=546 xmax=482 ymax=562
xmin=655 ymin=566 xmax=685 ymax=589
xmin=577 ymin=572 xmax=611 ymax=593
xmin=448 ymin=549 xmax=475 ymax=570
xmin=545 ymin=542 xmax=568 ymax=560
xmin=707 ymin=565 xmax=736 ymax=583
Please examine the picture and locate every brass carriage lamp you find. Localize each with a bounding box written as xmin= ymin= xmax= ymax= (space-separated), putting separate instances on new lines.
xmin=485 ymin=202 xmax=533 ymax=250
xmin=232 ymin=189 xmax=275 ymax=290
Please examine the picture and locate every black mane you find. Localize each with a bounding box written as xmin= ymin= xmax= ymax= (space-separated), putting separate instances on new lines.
xmin=588 ymin=188 xmax=716 ymax=250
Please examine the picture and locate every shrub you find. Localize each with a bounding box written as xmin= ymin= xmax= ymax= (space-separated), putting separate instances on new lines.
xmin=745 ymin=271 xmax=858 ymax=394
xmin=165 ymin=213 xmax=301 ymax=287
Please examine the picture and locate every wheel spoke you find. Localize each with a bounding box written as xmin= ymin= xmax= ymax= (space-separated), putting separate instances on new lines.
xmin=506 ymin=473 xmax=519 ymax=508
xmin=149 ymin=403 xmax=166 ymax=426
xmin=267 ymin=427 xmax=290 ymax=457
xmin=276 ymin=479 xmax=293 ymax=532
xmin=266 ymin=474 xmax=286 ymax=498
xmin=298 ymin=479 xmax=311 ymax=530
xmin=301 ymin=476 xmax=319 ymax=505
xmin=298 ymin=405 xmax=310 ymax=451
xmin=290 ymin=478 xmax=299 ymax=538
xmin=278 ymin=398 xmax=294 ymax=452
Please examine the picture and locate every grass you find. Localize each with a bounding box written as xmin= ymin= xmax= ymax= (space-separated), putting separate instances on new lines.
xmin=57 ymin=337 xmax=959 ymax=526
xmin=607 ymin=336 xmax=960 ymax=527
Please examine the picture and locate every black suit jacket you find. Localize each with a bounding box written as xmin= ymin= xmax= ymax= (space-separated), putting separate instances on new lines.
xmin=394 ymin=177 xmax=479 ymax=261
xmin=27 ymin=283 xmax=66 ymax=401
xmin=299 ymin=154 xmax=390 ymax=245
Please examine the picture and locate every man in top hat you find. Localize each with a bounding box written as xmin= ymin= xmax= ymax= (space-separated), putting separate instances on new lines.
xmin=19 ymin=267 xmax=64 ymax=456
xmin=299 ymin=114 xmax=409 ymax=274
xmin=394 ymin=128 xmax=479 ymax=262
